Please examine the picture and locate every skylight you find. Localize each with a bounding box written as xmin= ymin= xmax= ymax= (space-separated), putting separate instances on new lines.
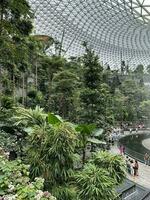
xmin=131 ymin=0 xmax=150 ymax=24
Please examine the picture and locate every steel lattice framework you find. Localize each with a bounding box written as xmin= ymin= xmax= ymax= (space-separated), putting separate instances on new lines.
xmin=29 ymin=0 xmax=150 ymax=68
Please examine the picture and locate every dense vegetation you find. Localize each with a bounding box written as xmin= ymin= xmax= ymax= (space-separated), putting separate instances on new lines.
xmin=1 ymin=0 xmax=150 ymax=199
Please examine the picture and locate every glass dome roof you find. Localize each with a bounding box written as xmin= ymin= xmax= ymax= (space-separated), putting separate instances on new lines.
xmin=29 ymin=0 xmax=150 ymax=68
xmin=131 ymin=0 xmax=150 ymax=24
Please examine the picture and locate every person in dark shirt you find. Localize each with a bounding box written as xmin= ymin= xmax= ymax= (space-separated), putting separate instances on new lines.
xmin=133 ymin=160 xmax=139 ymax=176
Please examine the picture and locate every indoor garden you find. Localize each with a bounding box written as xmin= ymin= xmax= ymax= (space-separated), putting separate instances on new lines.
xmin=1 ymin=0 xmax=150 ymax=200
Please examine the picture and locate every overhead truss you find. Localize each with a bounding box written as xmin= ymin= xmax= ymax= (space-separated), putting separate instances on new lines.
xmin=29 ymin=0 xmax=150 ymax=68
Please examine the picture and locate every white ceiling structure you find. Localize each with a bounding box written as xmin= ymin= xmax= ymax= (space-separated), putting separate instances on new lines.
xmin=131 ymin=0 xmax=150 ymax=24
xmin=29 ymin=0 xmax=150 ymax=69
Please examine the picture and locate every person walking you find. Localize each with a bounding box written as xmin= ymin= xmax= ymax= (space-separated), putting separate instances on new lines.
xmin=130 ymin=160 xmax=134 ymax=176
xmin=147 ymin=154 xmax=150 ymax=166
xmin=126 ymin=157 xmax=131 ymax=174
xmin=122 ymin=145 xmax=125 ymax=155
xmin=133 ymin=160 xmax=139 ymax=176
xmin=119 ymin=145 xmax=123 ymax=155
xmin=144 ymin=153 xmax=149 ymax=165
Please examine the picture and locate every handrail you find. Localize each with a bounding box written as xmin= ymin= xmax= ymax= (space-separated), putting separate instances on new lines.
xmin=124 ymin=146 xmax=145 ymax=163
xmin=118 ymin=131 xmax=150 ymax=163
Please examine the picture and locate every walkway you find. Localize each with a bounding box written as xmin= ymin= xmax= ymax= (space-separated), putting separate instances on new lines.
xmin=111 ymin=144 xmax=150 ymax=189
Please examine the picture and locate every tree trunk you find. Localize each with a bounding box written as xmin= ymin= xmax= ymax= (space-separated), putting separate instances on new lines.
xmin=22 ymin=73 xmax=25 ymax=106
xmin=0 ymin=3 xmax=4 ymax=35
xmin=35 ymin=61 xmax=38 ymax=90
xmin=25 ymin=74 xmax=28 ymax=107
xmin=12 ymin=71 xmax=15 ymax=102
xmin=0 ymin=64 xmax=2 ymax=94
xmin=82 ymin=148 xmax=86 ymax=166
xmin=0 ymin=4 xmax=4 ymax=95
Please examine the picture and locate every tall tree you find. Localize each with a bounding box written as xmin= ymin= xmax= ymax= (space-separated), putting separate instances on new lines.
xmin=51 ymin=69 xmax=79 ymax=120
xmin=0 ymin=0 xmax=33 ymax=103
xmin=79 ymin=45 xmax=104 ymax=126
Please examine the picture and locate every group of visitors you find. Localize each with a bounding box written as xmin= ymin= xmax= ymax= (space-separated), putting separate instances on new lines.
xmin=107 ymin=127 xmax=123 ymax=146
xmin=126 ymin=156 xmax=139 ymax=176
xmin=121 ymin=122 xmax=145 ymax=133
xmin=107 ymin=122 xmax=145 ymax=146
xmin=109 ymin=122 xmax=150 ymax=181
xmin=108 ymin=122 xmax=145 ymax=145
xmin=121 ymin=151 xmax=150 ymax=178
xmin=117 ymin=145 xmax=139 ymax=176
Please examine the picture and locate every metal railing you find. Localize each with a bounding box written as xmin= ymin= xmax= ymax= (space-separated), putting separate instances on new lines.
xmin=124 ymin=146 xmax=145 ymax=163
xmin=118 ymin=131 xmax=150 ymax=164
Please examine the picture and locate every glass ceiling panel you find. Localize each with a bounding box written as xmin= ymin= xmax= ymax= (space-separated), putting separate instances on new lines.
xmin=29 ymin=0 xmax=150 ymax=68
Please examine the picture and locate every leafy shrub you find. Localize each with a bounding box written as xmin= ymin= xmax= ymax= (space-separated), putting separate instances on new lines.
xmin=90 ymin=151 xmax=126 ymax=185
xmin=0 ymin=155 xmax=56 ymax=200
xmin=75 ymin=163 xmax=117 ymax=200
xmin=0 ymin=96 xmax=14 ymax=109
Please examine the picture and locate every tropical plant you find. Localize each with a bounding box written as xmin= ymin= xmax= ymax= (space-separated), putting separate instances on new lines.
xmin=75 ymin=124 xmax=96 ymax=165
xmin=0 ymin=154 xmax=56 ymax=200
xmin=14 ymin=106 xmax=47 ymax=127
xmin=75 ymin=163 xmax=117 ymax=200
xmin=90 ymin=151 xmax=126 ymax=185
xmin=14 ymin=107 xmax=78 ymax=190
xmin=27 ymin=120 xmax=78 ymax=188
xmin=51 ymin=184 xmax=77 ymax=200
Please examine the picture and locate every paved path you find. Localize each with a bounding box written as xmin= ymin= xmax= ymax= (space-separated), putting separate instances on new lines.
xmin=142 ymin=138 xmax=150 ymax=150
xmin=110 ymin=144 xmax=150 ymax=189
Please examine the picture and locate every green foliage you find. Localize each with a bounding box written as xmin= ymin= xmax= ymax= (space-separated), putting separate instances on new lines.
xmin=75 ymin=163 xmax=117 ymax=200
xmin=13 ymin=107 xmax=78 ymax=189
xmin=26 ymin=90 xmax=44 ymax=108
xmin=0 ymin=0 xmax=33 ymax=36
xmin=51 ymin=69 xmax=79 ymax=120
xmin=47 ymin=113 xmax=63 ymax=125
xmin=116 ymin=77 xmax=146 ymax=122
xmin=0 ymin=1 xmax=146 ymax=199
xmin=79 ymin=46 xmax=115 ymax=128
xmin=14 ymin=106 xmax=47 ymax=127
xmin=0 ymin=131 xmax=20 ymax=153
xmin=27 ymin=121 xmax=78 ymax=186
xmin=0 ymin=0 xmax=34 ymax=106
xmin=79 ymin=47 xmax=104 ymax=126
xmin=82 ymin=45 xmax=103 ymax=89
xmin=9 ymin=106 xmax=127 ymax=200
xmin=52 ymin=185 xmax=77 ymax=200
xmin=45 ymin=122 xmax=78 ymax=184
xmin=139 ymin=100 xmax=150 ymax=121
xmin=75 ymin=124 xmax=99 ymax=164
xmin=0 ymin=95 xmax=14 ymax=109
xmin=0 ymin=155 xmax=56 ymax=200
xmin=75 ymin=124 xmax=96 ymax=135
xmin=90 ymin=151 xmax=126 ymax=185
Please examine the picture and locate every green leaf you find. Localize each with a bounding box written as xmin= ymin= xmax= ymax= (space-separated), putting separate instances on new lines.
xmin=47 ymin=113 xmax=63 ymax=125
xmin=75 ymin=124 xmax=96 ymax=134
xmin=93 ymin=128 xmax=104 ymax=137
xmin=23 ymin=127 xmax=33 ymax=135
xmin=87 ymin=138 xmax=106 ymax=144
